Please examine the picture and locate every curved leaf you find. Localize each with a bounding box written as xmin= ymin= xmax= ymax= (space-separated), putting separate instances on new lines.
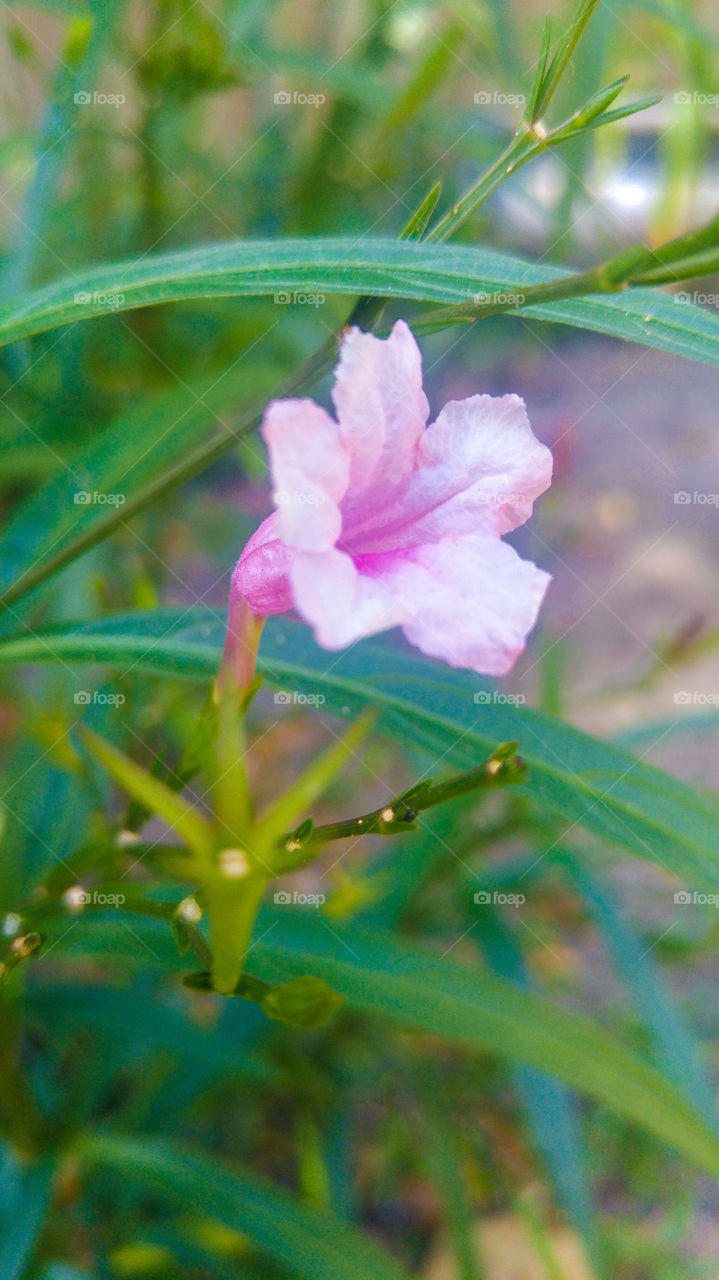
xmin=52 ymin=912 xmax=719 ymax=1180
xmin=475 ymin=912 xmax=597 ymax=1253
xmin=80 ymin=1133 xmax=412 ymax=1280
xmin=0 ymin=239 xmax=717 ymax=366
xmin=558 ymin=849 xmax=715 ymax=1115
xmin=0 ymin=1149 xmax=55 ymax=1280
xmin=4 ymin=610 xmax=719 ymax=891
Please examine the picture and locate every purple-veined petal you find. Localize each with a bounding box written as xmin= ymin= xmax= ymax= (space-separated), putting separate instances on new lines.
xmin=344 ymin=394 xmax=552 ymax=553
xmin=332 ymin=320 xmax=428 ymax=512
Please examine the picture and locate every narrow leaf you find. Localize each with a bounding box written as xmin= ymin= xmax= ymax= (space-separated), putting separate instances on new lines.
xmin=80 ymin=1135 xmax=412 ymax=1280
xmin=79 ymin=727 xmax=213 ymax=862
xmin=255 ymin=710 xmax=376 ymax=851
xmin=16 ymin=613 xmax=719 ymax=895
xmin=0 ymin=240 xmax=718 ymax=370
xmin=55 ymin=915 xmax=719 ymax=1182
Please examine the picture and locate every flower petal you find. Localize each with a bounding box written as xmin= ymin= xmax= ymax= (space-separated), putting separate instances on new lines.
xmin=262 ymin=398 xmax=349 ymax=551
xmin=288 ymin=547 xmax=407 ymax=650
xmin=346 ymin=393 xmax=552 ymax=553
xmin=332 ymin=320 xmax=429 ymax=513
xmin=288 ymin=535 xmax=549 ymax=676
xmin=231 ymin=512 xmax=294 ymax=615
xmin=397 ymin=536 xmax=551 ymax=675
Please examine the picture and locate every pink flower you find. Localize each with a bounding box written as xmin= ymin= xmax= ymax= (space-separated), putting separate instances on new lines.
xmin=228 ymin=321 xmax=552 ymax=678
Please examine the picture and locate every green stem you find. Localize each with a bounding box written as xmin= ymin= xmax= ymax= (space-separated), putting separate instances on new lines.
xmin=9 ymin=883 xmax=180 ymax=936
xmin=213 ymin=662 xmax=256 ymax=838
xmin=427 ymin=132 xmax=536 ymax=243
xmin=421 ymin=208 xmax=719 ymax=331
xmin=276 ymin=744 xmax=525 ymax=870
xmin=418 ymin=264 xmax=613 ymax=327
xmin=207 ymin=873 xmax=268 ymax=996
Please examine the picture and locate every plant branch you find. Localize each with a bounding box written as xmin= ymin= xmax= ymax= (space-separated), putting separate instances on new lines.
xmin=275 ymin=741 xmax=525 ymax=871
xmin=417 ymin=209 xmax=719 ymax=329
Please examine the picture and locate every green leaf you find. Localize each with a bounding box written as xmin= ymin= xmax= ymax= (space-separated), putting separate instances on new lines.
xmin=255 ymin=710 xmax=375 ymax=850
xmin=80 ymin=1134 xmax=413 ymax=1280
xmin=476 ymin=912 xmax=598 ymax=1256
xmin=0 ymin=610 xmax=223 ymax=678
xmin=558 ymin=849 xmax=715 ymax=1116
xmin=192 ymin=912 xmax=719 ymax=1177
xmin=0 ymin=361 xmax=280 ymax=612
xmin=35 ymin=1267 xmax=97 ymax=1280
xmin=0 ymin=239 xmax=718 ymax=367
xmin=413 ymin=1065 xmax=483 ymax=1280
xmin=26 ymin=981 xmax=272 ymax=1082
xmin=533 ymin=0 xmax=601 ymax=119
xmin=557 ymin=94 xmax=663 ymax=145
xmin=0 ymin=1149 xmax=55 ymax=1280
xmin=525 ymin=14 xmax=552 ymax=123
xmin=263 ymin=628 xmax=719 ymax=891
xmin=78 ymin=727 xmax=214 ymax=862
xmin=7 ymin=611 xmax=719 ymax=892
xmin=400 ymin=182 xmax=442 ymax=241
xmin=56 ymin=914 xmax=719 ymax=1181
xmin=1 ymin=0 xmax=92 ymax=10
